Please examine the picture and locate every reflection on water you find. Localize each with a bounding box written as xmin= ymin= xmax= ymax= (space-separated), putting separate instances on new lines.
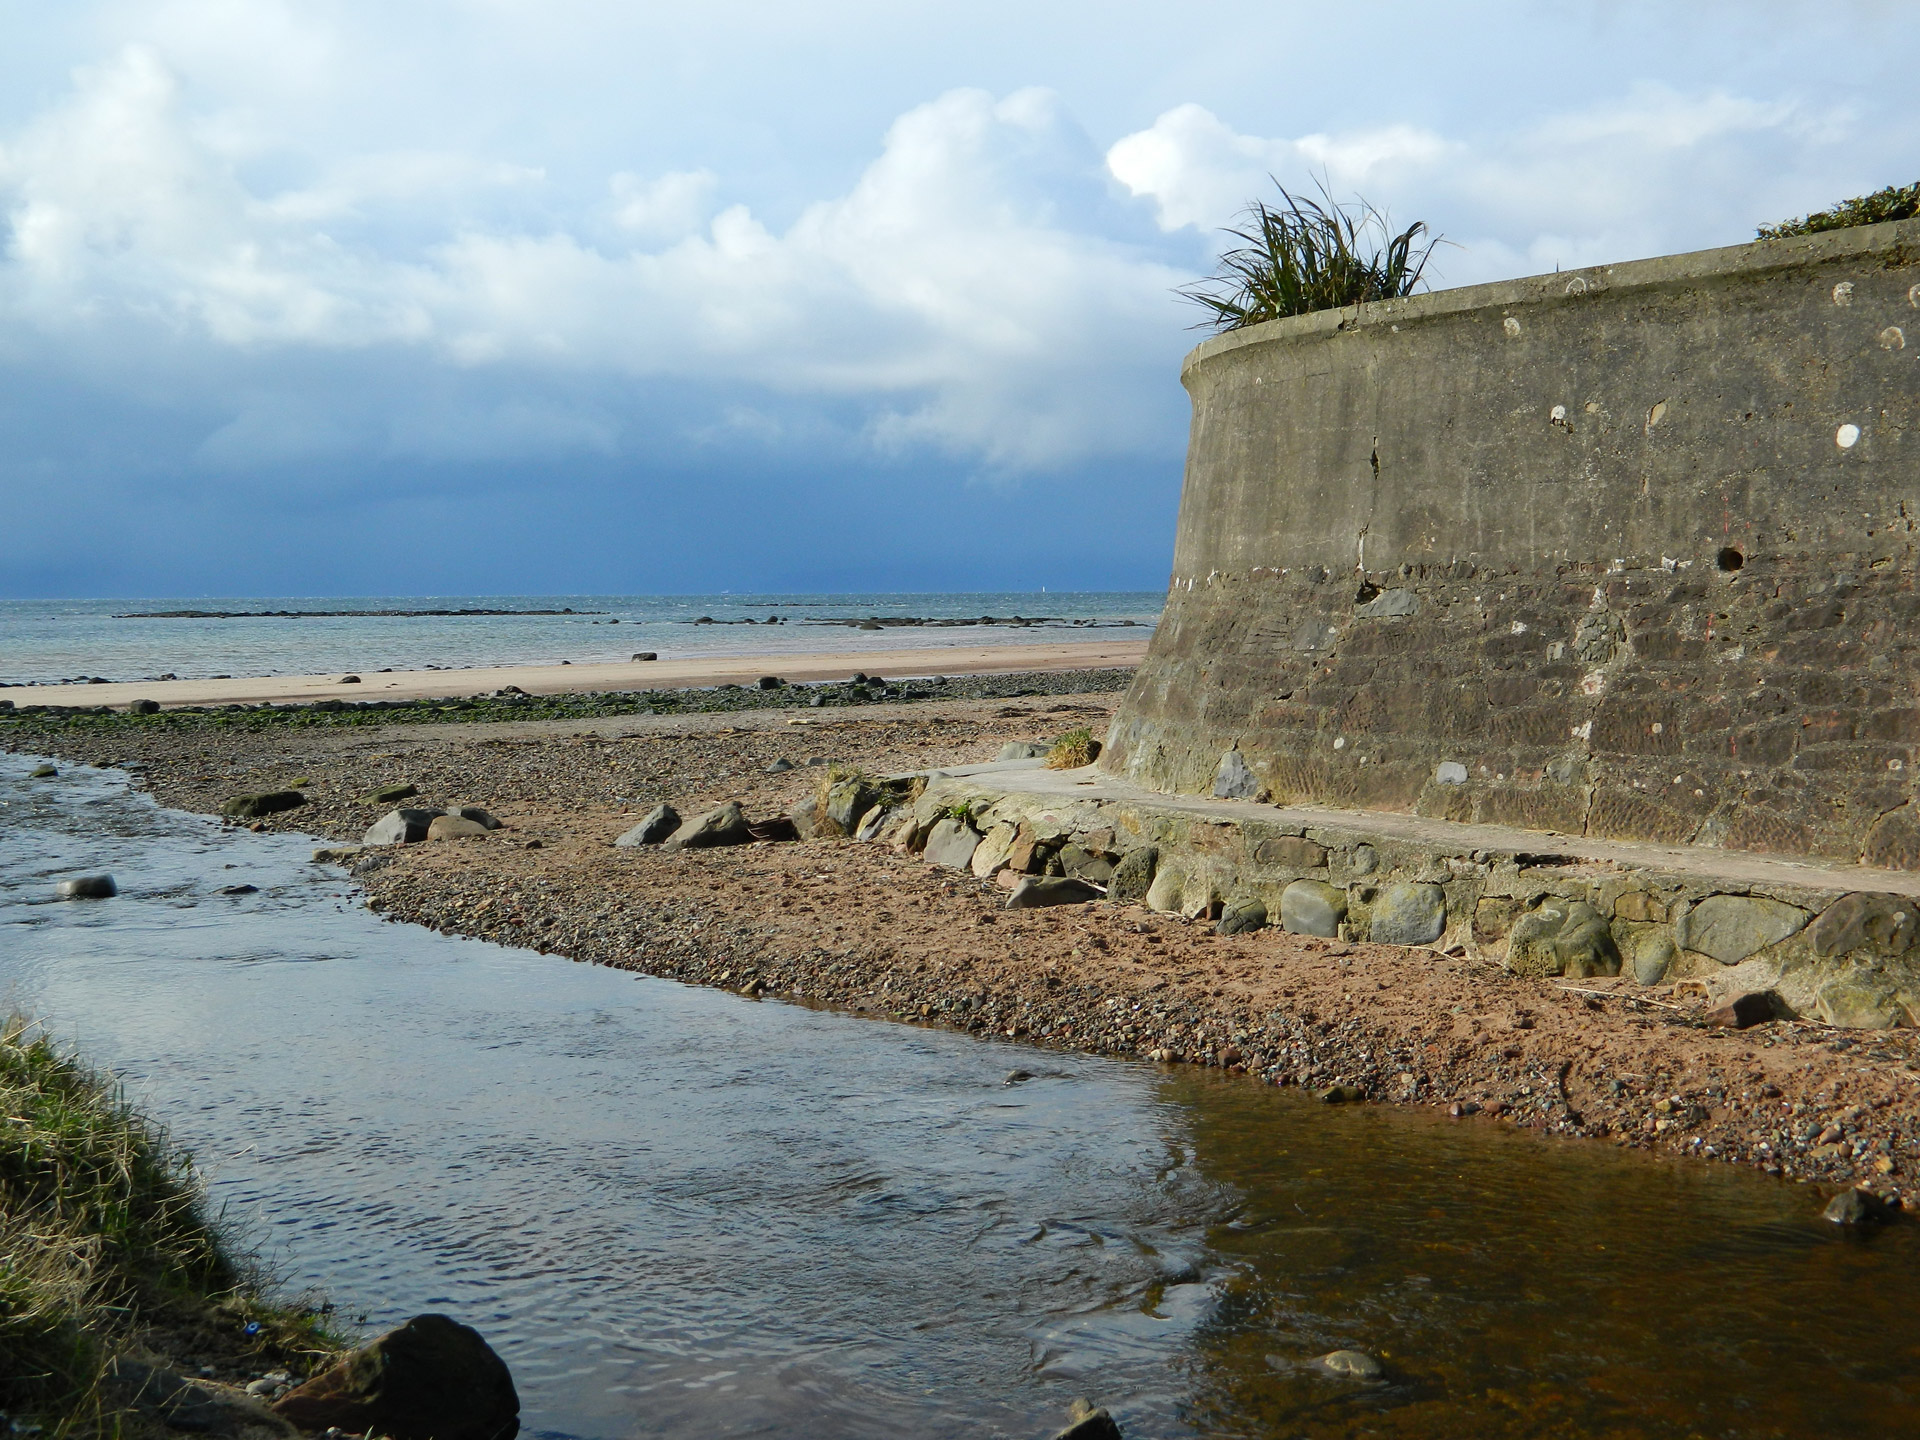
xmin=2 ymin=753 xmax=1917 ymax=1439
xmin=1167 ymin=1073 xmax=1920 ymax=1437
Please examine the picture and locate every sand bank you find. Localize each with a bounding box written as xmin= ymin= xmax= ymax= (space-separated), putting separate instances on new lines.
xmin=6 ymin=639 xmax=1149 ymax=710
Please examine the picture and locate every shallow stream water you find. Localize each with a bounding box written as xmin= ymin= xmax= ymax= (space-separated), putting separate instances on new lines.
xmin=2 ymin=753 xmax=1916 ymax=1438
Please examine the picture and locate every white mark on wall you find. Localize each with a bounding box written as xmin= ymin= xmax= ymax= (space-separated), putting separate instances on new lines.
xmin=1571 ymin=721 xmax=1592 ymax=741
xmin=1510 ymin=620 xmax=1528 ymax=634
xmin=1837 ymin=423 xmax=1862 ymax=449
xmin=1833 ymin=281 xmax=1855 ymax=306
xmin=1333 ymin=736 xmax=1347 ymax=750
xmin=1549 ymin=404 xmax=1569 ymax=428
xmin=1881 ymin=326 xmax=1907 ymax=351
xmin=1650 ymin=722 xmax=1664 ymax=734
xmin=1910 ymin=283 xmax=1920 ymax=307
xmin=1503 ymin=316 xmax=1522 ymax=337
xmin=1646 ymin=399 xmax=1668 ymax=433
xmin=1547 ymin=641 xmax=1566 ymax=660
xmin=1435 ymin=761 xmax=1468 ymax=784
xmin=1892 ymin=759 xmax=1906 ymax=772
xmin=1564 ymin=276 xmax=1589 ymax=296
xmin=1580 ymin=671 xmax=1606 ymax=697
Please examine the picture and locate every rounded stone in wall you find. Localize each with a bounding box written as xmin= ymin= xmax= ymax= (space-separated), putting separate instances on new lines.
xmin=1367 ymin=883 xmax=1447 ymax=946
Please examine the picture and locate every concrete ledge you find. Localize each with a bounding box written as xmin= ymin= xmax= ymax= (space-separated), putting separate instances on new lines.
xmin=912 ymin=764 xmax=1920 ymax=1029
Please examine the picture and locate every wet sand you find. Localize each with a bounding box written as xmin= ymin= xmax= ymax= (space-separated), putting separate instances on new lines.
xmin=3 ymin=639 xmax=1150 ymax=710
xmin=8 ymin=688 xmax=1917 ymax=1215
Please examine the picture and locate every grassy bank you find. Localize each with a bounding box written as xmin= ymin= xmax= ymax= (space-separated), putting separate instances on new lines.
xmin=0 ymin=1017 xmax=342 ymax=1435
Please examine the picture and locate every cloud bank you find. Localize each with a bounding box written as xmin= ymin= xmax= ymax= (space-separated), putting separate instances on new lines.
xmin=0 ymin=1 xmax=1914 ymax=593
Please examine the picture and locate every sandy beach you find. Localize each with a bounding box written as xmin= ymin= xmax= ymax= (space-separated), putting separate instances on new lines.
xmin=2 ymin=638 xmax=1151 ymax=710
xmin=7 ymin=683 xmax=1916 ymax=1212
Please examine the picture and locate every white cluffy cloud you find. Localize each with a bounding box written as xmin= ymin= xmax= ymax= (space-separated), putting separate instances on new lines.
xmin=0 ymin=51 xmax=1186 ymax=469
xmin=1106 ymin=85 xmax=1848 ymax=286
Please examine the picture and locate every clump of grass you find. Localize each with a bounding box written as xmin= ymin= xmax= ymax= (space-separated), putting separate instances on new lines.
xmin=0 ymin=1017 xmax=342 ymax=1432
xmin=1758 ymin=182 xmax=1920 ymax=239
xmin=1044 ymin=728 xmax=1101 ymax=770
xmin=1180 ymin=180 xmax=1441 ymax=330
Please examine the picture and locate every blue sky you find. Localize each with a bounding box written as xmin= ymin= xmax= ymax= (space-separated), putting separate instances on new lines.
xmin=1 ymin=1 xmax=1914 ymax=597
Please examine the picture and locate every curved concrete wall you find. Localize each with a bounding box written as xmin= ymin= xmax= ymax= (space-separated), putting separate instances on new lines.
xmin=1106 ymin=218 xmax=1920 ymax=868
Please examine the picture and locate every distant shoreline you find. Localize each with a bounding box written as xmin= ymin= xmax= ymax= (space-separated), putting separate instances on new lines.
xmin=0 ymin=638 xmax=1151 ymax=710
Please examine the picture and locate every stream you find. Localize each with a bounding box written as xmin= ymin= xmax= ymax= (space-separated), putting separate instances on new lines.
xmin=2 ymin=752 xmax=1916 ymax=1438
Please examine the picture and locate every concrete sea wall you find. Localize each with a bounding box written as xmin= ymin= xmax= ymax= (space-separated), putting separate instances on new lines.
xmin=1105 ymin=218 xmax=1920 ymax=869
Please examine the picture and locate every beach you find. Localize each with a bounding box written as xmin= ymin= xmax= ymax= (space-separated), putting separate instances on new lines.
xmin=8 ymin=677 xmax=1917 ymax=1210
xmin=1 ymin=638 xmax=1152 ymax=710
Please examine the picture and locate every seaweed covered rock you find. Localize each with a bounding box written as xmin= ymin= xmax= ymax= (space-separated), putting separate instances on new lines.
xmin=221 ymin=790 xmax=306 ymax=820
xmin=273 ymin=1313 xmax=518 ymax=1440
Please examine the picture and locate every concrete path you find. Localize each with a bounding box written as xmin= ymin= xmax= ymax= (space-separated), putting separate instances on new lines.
xmin=938 ymin=759 xmax=1920 ymax=902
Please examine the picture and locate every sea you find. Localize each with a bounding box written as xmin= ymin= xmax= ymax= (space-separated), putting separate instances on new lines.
xmin=0 ymin=593 xmax=1162 ymax=687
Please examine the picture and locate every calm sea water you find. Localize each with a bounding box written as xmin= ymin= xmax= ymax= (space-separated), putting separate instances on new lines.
xmin=0 ymin=593 xmax=1161 ymax=686
xmin=6 ymin=755 xmax=1920 ymax=1439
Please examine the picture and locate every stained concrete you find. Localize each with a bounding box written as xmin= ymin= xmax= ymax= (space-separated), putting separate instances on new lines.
xmin=1105 ymin=217 xmax=1920 ymax=869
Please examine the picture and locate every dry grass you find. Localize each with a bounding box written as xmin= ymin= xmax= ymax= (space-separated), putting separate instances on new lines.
xmin=1043 ymin=728 xmax=1099 ymax=770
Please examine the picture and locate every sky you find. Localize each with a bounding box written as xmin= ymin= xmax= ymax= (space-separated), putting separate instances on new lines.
xmin=1 ymin=1 xmax=1915 ymax=598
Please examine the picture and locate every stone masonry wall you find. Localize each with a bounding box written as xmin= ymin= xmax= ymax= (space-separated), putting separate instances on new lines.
xmin=1105 ymin=219 xmax=1920 ymax=868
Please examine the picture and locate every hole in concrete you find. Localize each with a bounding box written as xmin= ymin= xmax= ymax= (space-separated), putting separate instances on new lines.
xmin=1716 ymin=547 xmax=1744 ymax=572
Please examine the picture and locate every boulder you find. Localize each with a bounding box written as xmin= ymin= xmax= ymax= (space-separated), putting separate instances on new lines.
xmin=1047 ymin=1398 xmax=1124 ymax=1440
xmin=996 ymin=741 xmax=1050 ymax=761
xmin=1808 ymin=892 xmax=1920 ymax=958
xmin=130 ymin=698 xmax=161 ymax=715
xmin=1006 ymin=876 xmax=1104 ymax=909
xmin=1703 ymin=991 xmax=1776 ymax=1029
xmin=29 ymin=763 xmax=57 ymax=778
xmin=445 ymin=806 xmax=502 ymax=830
xmin=1629 ymin=932 xmax=1678 ymax=985
xmin=1823 ymin=1187 xmax=1896 ymax=1226
xmin=1107 ymin=846 xmax=1159 ymax=904
xmin=312 ymin=846 xmax=363 ymax=865
xmin=789 ymin=798 xmax=824 ymax=840
xmin=221 ymin=790 xmax=307 ymax=819
xmin=1317 ymin=1349 xmax=1385 ymax=1381
xmin=663 ymin=801 xmax=752 ymax=851
xmin=56 ymin=875 xmax=117 ymax=899
xmin=1367 ymin=883 xmax=1447 ymax=947
xmin=428 ymin=815 xmax=491 ymax=841
xmin=1254 ymin=835 xmax=1327 ymax=869
xmin=632 ymin=652 xmax=658 ymax=661
xmin=1280 ymin=880 xmax=1346 ymax=938
xmin=856 ymin=805 xmax=899 ymax=842
xmin=972 ymin=822 xmax=1018 ymax=878
xmin=1676 ymin=895 xmax=1808 ymax=965
xmin=922 ymin=817 xmax=983 ymax=870
xmin=1212 ymin=748 xmax=1259 ymax=799
xmin=1505 ymin=898 xmax=1621 ymax=979
xmin=364 ymin=808 xmax=446 ymax=845
xmin=361 ymin=783 xmax=419 ymax=805
xmin=1216 ymin=897 xmax=1268 ymax=935
xmin=1057 ymin=844 xmax=1114 ymax=886
xmin=822 ymin=777 xmax=880 ymax=836
xmin=615 ymin=804 xmax=681 ymax=846
xmin=1144 ymin=865 xmax=1184 ymax=914
xmin=1812 ymin=967 xmax=1909 ymax=1029
xmin=272 ymin=1313 xmax=519 ymax=1440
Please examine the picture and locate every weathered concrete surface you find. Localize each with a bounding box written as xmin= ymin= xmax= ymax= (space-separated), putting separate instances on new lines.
xmin=916 ymin=759 xmax=1920 ymax=1027
xmin=1104 ymin=218 xmax=1920 ymax=869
